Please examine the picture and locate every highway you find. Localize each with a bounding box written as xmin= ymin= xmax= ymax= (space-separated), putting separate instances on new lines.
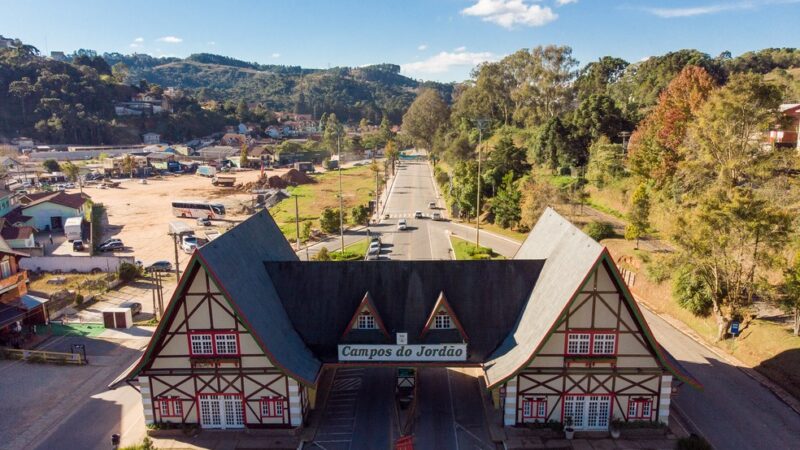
xmin=379 ymin=157 xmax=800 ymax=449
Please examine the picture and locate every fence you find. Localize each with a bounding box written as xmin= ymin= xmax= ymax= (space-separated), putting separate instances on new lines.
xmin=0 ymin=347 xmax=86 ymax=364
xmin=20 ymin=255 xmax=135 ymax=273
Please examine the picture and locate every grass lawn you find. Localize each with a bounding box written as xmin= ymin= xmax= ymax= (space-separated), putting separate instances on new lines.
xmin=476 ymin=222 xmax=527 ymax=242
xmin=316 ymin=238 xmax=370 ymax=261
xmin=29 ymin=273 xmax=112 ymax=296
xmin=48 ymin=323 xmax=106 ymax=337
xmin=269 ymin=165 xmax=380 ymax=241
xmin=450 ymin=236 xmax=505 ymax=260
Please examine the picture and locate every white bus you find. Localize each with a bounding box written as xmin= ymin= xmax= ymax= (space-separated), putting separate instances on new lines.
xmin=171 ymin=200 xmax=226 ymax=219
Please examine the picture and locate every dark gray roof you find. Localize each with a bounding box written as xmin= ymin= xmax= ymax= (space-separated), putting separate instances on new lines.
xmin=196 ymin=210 xmax=322 ymax=385
xmin=265 ymin=260 xmax=543 ymax=363
xmin=484 ymin=207 xmax=605 ymax=387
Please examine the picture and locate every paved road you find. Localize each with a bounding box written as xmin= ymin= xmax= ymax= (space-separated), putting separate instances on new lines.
xmin=310 ymin=367 xmax=397 ymax=450
xmin=384 ymin=159 xmax=800 ymax=449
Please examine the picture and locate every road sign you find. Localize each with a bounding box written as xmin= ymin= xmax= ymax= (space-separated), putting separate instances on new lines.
xmin=730 ymin=320 xmax=740 ymax=337
xmin=396 ymin=332 xmax=407 ymax=345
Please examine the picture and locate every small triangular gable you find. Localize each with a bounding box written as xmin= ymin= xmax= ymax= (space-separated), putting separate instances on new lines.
xmin=342 ymin=291 xmax=390 ymax=338
xmin=421 ymin=291 xmax=469 ymax=341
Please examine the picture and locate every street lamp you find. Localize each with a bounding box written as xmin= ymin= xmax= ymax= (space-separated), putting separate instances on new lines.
xmin=474 ymin=118 xmax=489 ymax=249
xmin=337 ymin=131 xmax=344 ymax=252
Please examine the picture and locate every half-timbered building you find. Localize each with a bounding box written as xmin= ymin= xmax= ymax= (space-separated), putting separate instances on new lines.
xmin=122 ymin=207 xmax=697 ymax=431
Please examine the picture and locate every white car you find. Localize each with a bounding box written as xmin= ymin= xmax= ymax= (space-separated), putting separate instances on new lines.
xmin=181 ymin=235 xmax=199 ymax=253
xmin=368 ymin=242 xmax=381 ymax=255
xmin=398 ymin=219 xmax=408 ymax=231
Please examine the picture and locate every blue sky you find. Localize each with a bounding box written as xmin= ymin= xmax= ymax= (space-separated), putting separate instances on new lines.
xmin=1 ymin=0 xmax=799 ymax=82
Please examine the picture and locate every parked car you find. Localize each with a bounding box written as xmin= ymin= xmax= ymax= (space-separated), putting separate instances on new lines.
xmin=197 ymin=217 xmax=211 ymax=227
xmin=121 ymin=302 xmax=142 ymax=316
xmin=369 ymin=235 xmax=381 ymax=246
xmin=99 ymin=238 xmax=122 ymax=247
xmin=146 ymin=261 xmax=173 ymax=273
xmin=181 ymin=235 xmax=198 ymax=253
xmin=98 ymin=241 xmax=124 ymax=252
xmin=368 ymin=242 xmax=381 ymax=255
xmin=428 ymin=202 xmax=436 ymax=209
xmin=72 ymin=240 xmax=85 ymax=251
xmin=398 ymin=219 xmax=408 ymax=231
xmin=432 ymin=212 xmax=442 ymax=221
xmin=365 ymin=252 xmax=380 ymax=261
xmin=414 ymin=211 xmax=423 ymax=219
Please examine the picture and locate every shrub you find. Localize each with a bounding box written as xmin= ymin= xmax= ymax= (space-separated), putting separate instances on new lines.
xmin=583 ymin=221 xmax=614 ymax=241
xmin=559 ymin=166 xmax=572 ymax=176
xmin=315 ymin=247 xmax=331 ymax=261
xmin=351 ymin=204 xmax=370 ymax=226
xmin=74 ymin=294 xmax=85 ymax=305
xmin=320 ymin=207 xmax=345 ymax=234
xmin=117 ymin=262 xmax=141 ymax=282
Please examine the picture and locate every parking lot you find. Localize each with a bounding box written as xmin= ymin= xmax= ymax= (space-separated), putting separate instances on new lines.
xmin=76 ymin=169 xmax=274 ymax=269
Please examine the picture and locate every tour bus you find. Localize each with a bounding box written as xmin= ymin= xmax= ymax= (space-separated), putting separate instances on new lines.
xmin=171 ymin=200 xmax=226 ymax=219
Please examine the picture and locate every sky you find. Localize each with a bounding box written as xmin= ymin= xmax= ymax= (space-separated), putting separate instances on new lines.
xmin=1 ymin=0 xmax=799 ymax=82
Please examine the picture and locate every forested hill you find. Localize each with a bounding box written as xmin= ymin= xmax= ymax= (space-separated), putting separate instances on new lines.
xmin=106 ymin=52 xmax=454 ymax=124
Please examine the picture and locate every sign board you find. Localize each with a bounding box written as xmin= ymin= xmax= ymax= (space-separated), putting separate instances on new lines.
xmin=338 ymin=344 xmax=467 ymax=362
xmin=396 ymin=332 xmax=408 ymax=345
xmin=730 ymin=321 xmax=740 ymax=337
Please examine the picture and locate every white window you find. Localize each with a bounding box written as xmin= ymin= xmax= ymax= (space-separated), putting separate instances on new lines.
xmin=356 ymin=312 xmax=376 ymax=329
xmin=567 ymin=333 xmax=591 ymax=355
xmin=190 ymin=334 xmax=213 ymax=355
xmin=628 ymin=398 xmax=653 ymax=420
xmin=215 ymin=334 xmax=238 ymax=355
xmin=0 ymin=257 xmax=11 ymax=278
xmin=260 ymin=396 xmax=285 ymax=418
xmin=593 ymin=333 xmax=616 ymax=355
xmin=433 ymin=312 xmax=453 ymax=329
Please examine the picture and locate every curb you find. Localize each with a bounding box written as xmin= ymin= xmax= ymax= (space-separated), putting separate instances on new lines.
xmin=636 ymin=298 xmax=800 ymax=416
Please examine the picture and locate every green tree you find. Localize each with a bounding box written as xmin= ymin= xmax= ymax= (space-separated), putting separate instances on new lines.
xmin=571 ymin=94 xmax=629 ymax=146
xmin=384 ymin=140 xmax=399 ymax=175
xmin=121 ymin=154 xmax=135 ymax=178
xmin=586 ymin=136 xmax=624 ymax=188
xmin=401 ymin=89 xmax=449 ymax=151
xmin=508 ymin=45 xmax=579 ymax=127
xmin=574 ymin=56 xmax=629 ymax=102
xmin=450 ymin=160 xmax=479 ymax=220
xmin=490 ymin=172 xmax=521 ymax=229
xmin=239 ymin=145 xmax=249 ymax=168
xmin=779 ymin=253 xmax=800 ymax=336
xmin=624 ymin=183 xmax=651 ymax=248
xmin=485 ymin=132 xmax=530 ymax=187
xmin=672 ymin=187 xmax=793 ymax=341
xmin=8 ymin=77 xmax=35 ymax=122
xmin=379 ymin=116 xmax=394 ymax=143
xmin=359 ymin=118 xmax=369 ymax=132
xmin=351 ymin=204 xmax=370 ymax=226
xmin=61 ymin=162 xmax=80 ymax=182
xmin=533 ymin=117 xmax=580 ymax=171
xmin=301 ymin=221 xmax=312 ymax=242
xmin=323 ymin=113 xmax=344 ymax=153
xmin=42 ymin=159 xmax=60 ymax=172
xmin=519 ymin=178 xmax=560 ymax=230
xmin=320 ymin=207 xmax=345 ymax=234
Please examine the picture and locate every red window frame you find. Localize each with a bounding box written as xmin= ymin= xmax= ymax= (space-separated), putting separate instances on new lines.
xmin=521 ymin=397 xmax=547 ymax=419
xmin=188 ymin=331 xmax=241 ymax=357
xmin=157 ymin=397 xmax=183 ymax=418
xmin=628 ymin=397 xmax=653 ymax=420
xmin=260 ymin=396 xmax=287 ymax=418
xmin=565 ymin=330 xmax=618 ymax=356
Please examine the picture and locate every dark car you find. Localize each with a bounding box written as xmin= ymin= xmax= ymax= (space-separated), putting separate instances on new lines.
xmin=121 ymin=302 xmax=142 ymax=316
xmin=146 ymin=261 xmax=173 ymax=273
xmin=72 ymin=240 xmax=85 ymax=251
xmin=99 ymin=238 xmax=122 ymax=247
xmin=98 ymin=241 xmax=124 ymax=252
xmin=196 ymin=217 xmax=211 ymax=227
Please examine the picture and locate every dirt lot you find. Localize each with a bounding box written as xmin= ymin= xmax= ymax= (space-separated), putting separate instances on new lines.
xmin=84 ymin=168 xmax=277 ymax=272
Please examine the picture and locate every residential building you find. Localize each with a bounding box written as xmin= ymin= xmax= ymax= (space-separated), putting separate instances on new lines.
xmin=102 ymin=155 xmax=148 ymax=177
xmin=198 ymin=146 xmax=238 ymax=162
xmin=0 ymin=156 xmax=22 ymax=171
xmin=121 ymin=208 xmax=696 ymax=431
xmin=0 ymin=237 xmax=49 ymax=347
xmin=769 ymin=103 xmax=800 ymax=149
xmin=220 ymin=134 xmax=247 ymax=148
xmin=0 ymin=220 xmax=36 ymax=252
xmin=16 ymin=191 xmax=89 ymax=230
xmin=142 ymin=133 xmax=161 ymax=145
xmin=0 ymin=189 xmax=15 ymax=217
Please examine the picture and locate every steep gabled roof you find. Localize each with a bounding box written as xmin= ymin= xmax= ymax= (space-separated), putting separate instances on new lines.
xmin=484 ymin=207 xmax=700 ymax=389
xmin=342 ymin=291 xmax=390 ymax=338
xmin=420 ymin=291 xmax=469 ymax=341
xmin=21 ymin=191 xmax=87 ymax=210
xmin=123 ymin=210 xmax=322 ymax=386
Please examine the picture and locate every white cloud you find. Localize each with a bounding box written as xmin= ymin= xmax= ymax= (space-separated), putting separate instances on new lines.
xmin=401 ymin=49 xmax=497 ymax=75
xmin=129 ymin=37 xmax=144 ymax=49
xmin=556 ymin=0 xmax=577 ymax=4
xmin=156 ymin=36 xmax=183 ymax=44
xmin=418 ymin=44 xmax=428 ymax=51
xmin=208 ymin=41 xmax=216 ymax=46
xmin=461 ymin=0 xmax=557 ymax=29
xmin=134 ymin=37 xmax=144 ymax=43
xmin=454 ymin=46 xmax=467 ymax=52
xmin=271 ymin=53 xmax=281 ymax=58
xmin=641 ymin=0 xmax=800 ymax=18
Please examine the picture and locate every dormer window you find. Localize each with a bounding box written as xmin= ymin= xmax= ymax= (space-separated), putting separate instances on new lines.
xmin=356 ymin=311 xmax=376 ymax=329
xmin=433 ymin=311 xmax=453 ymax=329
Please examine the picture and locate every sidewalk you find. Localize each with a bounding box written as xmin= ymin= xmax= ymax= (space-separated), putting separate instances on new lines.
xmin=148 ymin=429 xmax=300 ymax=450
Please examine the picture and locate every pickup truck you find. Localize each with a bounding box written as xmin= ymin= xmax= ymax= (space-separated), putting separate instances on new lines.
xmin=212 ymin=175 xmax=236 ymax=187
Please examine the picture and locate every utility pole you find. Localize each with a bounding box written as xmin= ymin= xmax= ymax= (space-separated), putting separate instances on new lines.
xmin=474 ymin=118 xmax=489 ymax=249
xmin=294 ymin=194 xmax=301 ymax=251
xmin=170 ymin=232 xmax=181 ymax=283
xmin=619 ymin=131 xmax=631 ymax=155
xmin=338 ymin=132 xmax=344 ymax=252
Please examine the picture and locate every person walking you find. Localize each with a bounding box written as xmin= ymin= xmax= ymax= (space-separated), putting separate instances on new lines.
xmin=48 ymin=233 xmax=53 ymax=245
